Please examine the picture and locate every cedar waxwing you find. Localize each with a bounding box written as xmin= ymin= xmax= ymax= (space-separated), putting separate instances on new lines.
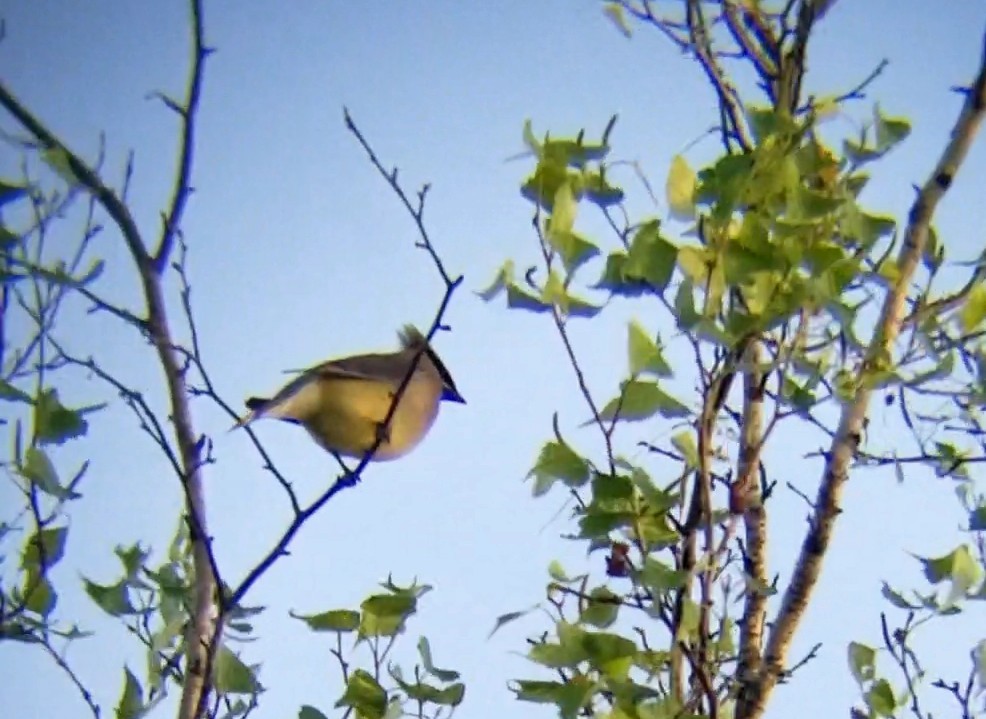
xmin=233 ymin=326 xmax=465 ymax=460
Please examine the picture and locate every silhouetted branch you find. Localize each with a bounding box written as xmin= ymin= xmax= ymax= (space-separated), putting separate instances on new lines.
xmin=226 ymin=110 xmax=463 ymax=615
xmin=152 ymin=0 xmax=211 ymax=275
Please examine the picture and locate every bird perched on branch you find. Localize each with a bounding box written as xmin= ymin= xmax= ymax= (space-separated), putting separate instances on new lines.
xmin=232 ymin=326 xmax=465 ymax=461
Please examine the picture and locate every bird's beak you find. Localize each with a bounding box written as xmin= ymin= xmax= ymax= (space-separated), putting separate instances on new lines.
xmin=442 ymin=387 xmax=466 ymax=404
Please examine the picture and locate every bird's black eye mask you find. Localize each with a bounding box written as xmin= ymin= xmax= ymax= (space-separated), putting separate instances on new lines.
xmin=424 ymin=346 xmax=462 ymax=399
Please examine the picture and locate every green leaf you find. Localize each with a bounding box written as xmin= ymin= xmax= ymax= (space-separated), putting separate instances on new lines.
xmin=627 ymin=320 xmax=671 ymax=377
xmin=961 ymin=284 xmax=986 ymax=332
xmin=550 ymin=231 xmax=600 ymax=276
xmin=34 ymin=388 xmax=90 ymax=445
xmin=624 ymin=220 xmax=677 ymax=291
xmin=488 ymin=607 xmax=536 ymax=637
xmin=603 ymin=2 xmax=632 ymax=37
xmin=116 ymin=543 xmax=150 ymax=579
xmin=789 ymin=184 xmax=845 ymax=222
xmin=780 ymin=377 xmax=818 ymax=414
xmin=716 ymin=617 xmax=737 ymax=657
xmin=512 ymin=678 xmax=597 ymax=719
xmin=116 ymin=666 xmax=144 ymax=719
xmin=848 ymin=641 xmax=876 ymax=685
xmin=359 ymin=593 xmax=416 ymax=638
xmin=933 ymin=440 xmax=969 ymax=478
xmin=21 ymin=447 xmax=80 ymax=500
xmin=84 ymin=578 xmax=136 ymax=616
xmin=918 ymin=545 xmax=982 ymax=603
xmin=21 ymin=569 xmax=57 ymax=616
xmin=881 ymin=582 xmax=918 ymax=610
xmin=430 ymin=683 xmax=465 ymax=707
xmin=674 ymin=279 xmax=699 ymax=329
xmin=840 ymin=203 xmax=896 ymax=247
xmin=418 ymin=636 xmax=460 ymax=682
xmin=529 ymin=639 xmax=588 ymax=669
xmin=291 ymin=609 xmax=360 ymax=633
xmin=583 ymin=169 xmax=624 ymax=208
xmin=22 ymin=526 xmax=68 ymax=569
xmin=581 ymin=631 xmax=637 ymax=681
xmin=390 ymin=670 xmax=464 ymax=707
xmin=597 ymin=381 xmax=690 ymax=423
xmin=580 ymin=587 xmax=621 ymax=628
xmin=0 ymin=380 xmax=32 ymax=403
xmin=522 ymin=119 xmax=540 ymax=155
xmin=299 ymin=706 xmax=329 ymax=719
xmin=874 ymin=106 xmax=911 ymax=153
xmin=521 ymin=156 xmax=577 ymax=209
xmin=639 ymin=557 xmax=687 ymax=595
xmin=476 ymin=260 xmax=514 ymax=302
xmin=548 ymin=559 xmax=582 ymax=583
xmin=670 ymin=432 xmax=698 ymax=468
xmin=528 ymin=440 xmax=591 ymax=496
xmin=213 ymin=645 xmax=260 ymax=694
xmin=629 ymin=467 xmax=677 ymax=515
xmin=865 ymin=678 xmax=897 ymax=717
xmin=506 ymin=283 xmax=552 ymax=314
xmin=593 ymin=252 xmax=648 ymax=297
xmin=550 ymin=182 xmax=577 ymax=235
xmin=336 ymin=669 xmax=387 ymax=719
xmin=676 ymin=245 xmax=710 ymax=284
xmin=559 ymin=289 xmax=602 ymax=318
xmin=666 ymin=155 xmax=696 ymax=220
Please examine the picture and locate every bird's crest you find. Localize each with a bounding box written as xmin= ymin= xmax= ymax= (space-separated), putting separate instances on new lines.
xmin=398 ymin=324 xmax=428 ymax=349
xmin=397 ymin=324 xmax=462 ymax=402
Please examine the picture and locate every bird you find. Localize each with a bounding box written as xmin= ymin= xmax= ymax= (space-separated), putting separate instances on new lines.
xmin=232 ymin=325 xmax=465 ymax=461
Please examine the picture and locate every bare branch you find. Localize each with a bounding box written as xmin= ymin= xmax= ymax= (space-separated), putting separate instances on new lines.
xmin=152 ymin=0 xmax=210 ymax=274
xmin=171 ymin=234 xmax=301 ymax=512
xmin=722 ymin=1 xmax=778 ymax=83
xmin=0 ymin=84 xmax=150 ymax=268
xmin=684 ymin=0 xmax=754 ymax=151
xmin=38 ymin=638 xmax=101 ymax=718
xmin=226 ymin=109 xmax=463 ymax=618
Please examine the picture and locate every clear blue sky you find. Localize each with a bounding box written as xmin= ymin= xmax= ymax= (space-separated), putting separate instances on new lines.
xmin=2 ymin=2 xmax=986 ymax=718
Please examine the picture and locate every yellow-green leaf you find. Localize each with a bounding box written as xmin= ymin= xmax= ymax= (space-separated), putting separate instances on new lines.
xmin=602 ymin=2 xmax=632 ymax=37
xmin=961 ymin=284 xmax=986 ymax=332
xmin=666 ymin=155 xmax=696 ymax=220
xmin=627 ymin=320 xmax=671 ymax=377
xmin=676 ymin=245 xmax=709 ymax=283
xmin=671 ymin=432 xmax=698 ymax=468
xmin=551 ymin=183 xmax=577 ymax=235
xmin=213 ymin=645 xmax=260 ymax=694
xmin=848 ymin=641 xmax=876 ymax=685
xmin=336 ymin=669 xmax=387 ymax=719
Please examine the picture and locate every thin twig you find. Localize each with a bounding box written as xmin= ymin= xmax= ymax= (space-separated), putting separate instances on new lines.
xmin=152 ymin=0 xmax=210 ymax=274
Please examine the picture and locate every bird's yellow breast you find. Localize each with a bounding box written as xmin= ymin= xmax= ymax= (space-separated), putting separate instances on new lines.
xmin=301 ymin=376 xmax=441 ymax=460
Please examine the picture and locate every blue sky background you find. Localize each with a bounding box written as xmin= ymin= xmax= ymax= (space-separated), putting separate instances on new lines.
xmin=2 ymin=2 xmax=986 ymax=718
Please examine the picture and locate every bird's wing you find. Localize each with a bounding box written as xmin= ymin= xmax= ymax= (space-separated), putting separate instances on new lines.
xmin=316 ymin=352 xmax=412 ymax=385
